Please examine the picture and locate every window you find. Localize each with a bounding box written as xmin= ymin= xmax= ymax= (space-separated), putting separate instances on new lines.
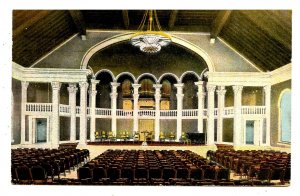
xmin=279 ymin=89 xmax=291 ymax=143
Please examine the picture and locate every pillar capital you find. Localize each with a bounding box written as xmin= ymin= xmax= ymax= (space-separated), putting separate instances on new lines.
xmin=90 ymin=79 xmax=100 ymax=85
xmin=263 ymin=85 xmax=271 ymax=92
xmin=194 ymin=81 xmax=204 ymax=86
xmin=217 ymin=86 xmax=227 ymax=96
xmin=207 ymin=84 xmax=216 ymax=93
xmin=110 ymin=82 xmax=120 ymax=88
xmin=21 ymin=81 xmax=29 ymax=89
xmin=174 ymin=83 xmax=184 ymax=88
xmin=153 ymin=84 xmax=162 ymax=89
xmin=51 ymin=81 xmax=61 ymax=91
xmin=232 ymin=85 xmax=243 ymax=94
xmin=68 ymin=83 xmax=78 ymax=94
xmin=79 ymin=81 xmax=88 ymax=89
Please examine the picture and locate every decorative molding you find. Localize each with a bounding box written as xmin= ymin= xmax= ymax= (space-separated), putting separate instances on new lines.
xmin=51 ymin=81 xmax=61 ymax=91
xmin=67 ymin=84 xmax=78 ymax=94
xmin=270 ymin=63 xmax=291 ymax=85
xmin=208 ymin=71 xmax=270 ymax=86
xmin=13 ymin=62 xmax=89 ymax=83
xmin=232 ymin=85 xmax=243 ymax=95
xmin=207 ymin=84 xmax=216 ymax=93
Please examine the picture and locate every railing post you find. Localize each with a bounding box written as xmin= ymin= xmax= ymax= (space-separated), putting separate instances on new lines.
xmin=21 ymin=81 xmax=29 ymax=144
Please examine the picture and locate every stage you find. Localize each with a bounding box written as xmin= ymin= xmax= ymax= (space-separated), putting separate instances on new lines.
xmin=87 ymin=140 xmax=205 ymax=146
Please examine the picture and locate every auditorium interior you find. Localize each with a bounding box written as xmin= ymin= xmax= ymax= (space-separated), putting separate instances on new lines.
xmin=11 ymin=10 xmax=292 ymax=187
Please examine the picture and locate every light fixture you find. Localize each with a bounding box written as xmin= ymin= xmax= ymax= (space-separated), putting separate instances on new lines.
xmin=130 ymin=10 xmax=171 ymax=54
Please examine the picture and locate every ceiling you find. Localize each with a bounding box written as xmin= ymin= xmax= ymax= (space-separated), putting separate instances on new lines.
xmin=12 ymin=10 xmax=291 ymax=71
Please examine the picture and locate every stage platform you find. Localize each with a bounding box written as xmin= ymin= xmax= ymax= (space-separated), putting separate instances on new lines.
xmin=87 ymin=140 xmax=205 ymax=146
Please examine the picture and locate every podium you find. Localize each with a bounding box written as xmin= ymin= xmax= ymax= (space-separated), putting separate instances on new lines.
xmin=141 ymin=130 xmax=149 ymax=146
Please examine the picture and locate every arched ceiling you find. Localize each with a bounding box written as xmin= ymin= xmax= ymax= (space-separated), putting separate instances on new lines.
xmin=13 ymin=10 xmax=291 ymax=72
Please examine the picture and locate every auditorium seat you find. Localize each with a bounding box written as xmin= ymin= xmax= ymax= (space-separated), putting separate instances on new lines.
xmin=121 ymin=167 xmax=134 ymax=181
xmin=92 ymin=167 xmax=107 ymax=182
xmin=107 ymin=167 xmax=121 ymax=181
xmin=30 ymin=165 xmax=47 ymax=184
xmin=15 ymin=165 xmax=32 ymax=184
xmin=162 ymin=167 xmax=176 ymax=180
xmin=77 ymin=167 xmax=92 ymax=181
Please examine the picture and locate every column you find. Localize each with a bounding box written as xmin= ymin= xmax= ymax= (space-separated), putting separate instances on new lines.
xmin=132 ymin=84 xmax=141 ymax=134
xmin=175 ymin=83 xmax=184 ymax=142
xmin=110 ymin=82 xmax=120 ymax=136
xmin=264 ymin=85 xmax=271 ymax=146
xmin=89 ymin=79 xmax=99 ymax=142
xmin=207 ymin=84 xmax=216 ymax=145
xmin=153 ymin=84 xmax=162 ymax=141
xmin=68 ymin=83 xmax=77 ymax=142
xmin=21 ymin=81 xmax=29 ymax=144
xmin=233 ymin=85 xmax=243 ymax=147
xmin=217 ymin=86 xmax=226 ymax=143
xmin=79 ymin=81 xmax=88 ymax=146
xmin=51 ymin=81 xmax=61 ymax=148
xmin=195 ymin=81 xmax=204 ymax=133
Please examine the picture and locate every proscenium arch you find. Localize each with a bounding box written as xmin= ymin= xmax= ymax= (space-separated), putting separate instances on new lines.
xmin=81 ymin=33 xmax=215 ymax=72
xmin=158 ymin=73 xmax=180 ymax=84
xmin=94 ymin=69 xmax=116 ymax=81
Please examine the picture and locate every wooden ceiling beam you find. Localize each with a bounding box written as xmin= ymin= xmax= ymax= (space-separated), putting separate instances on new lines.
xmin=168 ymin=10 xmax=178 ymax=30
xmin=122 ymin=10 xmax=130 ymax=29
xmin=211 ymin=10 xmax=232 ymax=39
xmin=13 ymin=10 xmax=51 ymax=38
xmin=240 ymin=10 xmax=291 ymax=50
xmin=69 ymin=10 xmax=86 ymax=36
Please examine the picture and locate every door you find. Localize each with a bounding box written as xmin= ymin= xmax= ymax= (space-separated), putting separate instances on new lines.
xmin=245 ymin=120 xmax=254 ymax=145
xmin=36 ymin=118 xmax=47 ymax=143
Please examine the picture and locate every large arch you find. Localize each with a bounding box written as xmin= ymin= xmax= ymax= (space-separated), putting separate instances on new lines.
xmin=81 ymin=33 xmax=215 ymax=72
xmin=94 ymin=69 xmax=116 ymax=81
xmin=277 ymin=88 xmax=291 ymax=143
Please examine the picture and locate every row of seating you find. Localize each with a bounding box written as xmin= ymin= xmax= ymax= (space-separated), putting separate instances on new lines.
xmin=11 ymin=148 xmax=89 ymax=184
xmin=207 ymin=149 xmax=291 ymax=184
xmin=76 ymin=150 xmax=230 ymax=185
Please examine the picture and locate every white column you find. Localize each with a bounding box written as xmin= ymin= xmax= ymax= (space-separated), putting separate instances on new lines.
xmin=21 ymin=81 xmax=29 ymax=144
xmin=217 ymin=86 xmax=226 ymax=143
xmin=195 ymin=81 xmax=204 ymax=133
xmin=51 ymin=81 xmax=61 ymax=148
xmin=89 ymin=79 xmax=99 ymax=142
xmin=132 ymin=84 xmax=141 ymax=134
xmin=233 ymin=85 xmax=243 ymax=147
xmin=264 ymin=85 xmax=271 ymax=146
xmin=153 ymin=84 xmax=162 ymax=141
xmin=175 ymin=83 xmax=184 ymax=142
xmin=68 ymin=83 xmax=77 ymax=142
xmin=110 ymin=82 xmax=120 ymax=136
xmin=207 ymin=84 xmax=216 ymax=145
xmin=79 ymin=81 xmax=88 ymax=146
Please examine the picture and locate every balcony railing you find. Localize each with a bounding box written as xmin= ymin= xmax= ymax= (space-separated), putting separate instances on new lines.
xmin=25 ymin=103 xmax=266 ymax=118
xmin=26 ymin=103 xmax=52 ymax=113
xmin=242 ymin=106 xmax=266 ymax=115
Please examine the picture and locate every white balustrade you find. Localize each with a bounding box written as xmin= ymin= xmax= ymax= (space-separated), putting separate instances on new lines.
xmin=224 ymin=107 xmax=234 ymax=116
xmin=116 ymin=109 xmax=133 ymax=117
xmin=26 ymin=103 xmax=52 ymax=113
xmin=76 ymin=106 xmax=81 ymax=114
xmin=59 ymin=104 xmax=70 ymax=115
xmin=182 ymin=109 xmax=198 ymax=117
xmin=87 ymin=107 xmax=91 ymax=115
xmin=203 ymin=109 xmax=207 ymax=116
xmin=95 ymin=108 xmax=112 ymax=116
xmin=138 ymin=110 xmax=156 ymax=117
xmin=242 ymin=106 xmax=266 ymax=115
xmin=214 ymin=108 xmax=218 ymax=116
xmin=160 ymin=110 xmax=177 ymax=117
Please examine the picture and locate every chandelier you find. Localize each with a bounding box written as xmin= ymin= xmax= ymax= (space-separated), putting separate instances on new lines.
xmin=130 ymin=10 xmax=171 ymax=54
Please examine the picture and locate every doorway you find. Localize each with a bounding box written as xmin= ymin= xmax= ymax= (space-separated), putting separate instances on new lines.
xmin=245 ymin=120 xmax=254 ymax=144
xmin=36 ymin=118 xmax=47 ymax=143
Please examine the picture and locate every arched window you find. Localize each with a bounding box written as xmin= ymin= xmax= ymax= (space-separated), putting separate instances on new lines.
xmin=279 ymin=89 xmax=291 ymax=143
